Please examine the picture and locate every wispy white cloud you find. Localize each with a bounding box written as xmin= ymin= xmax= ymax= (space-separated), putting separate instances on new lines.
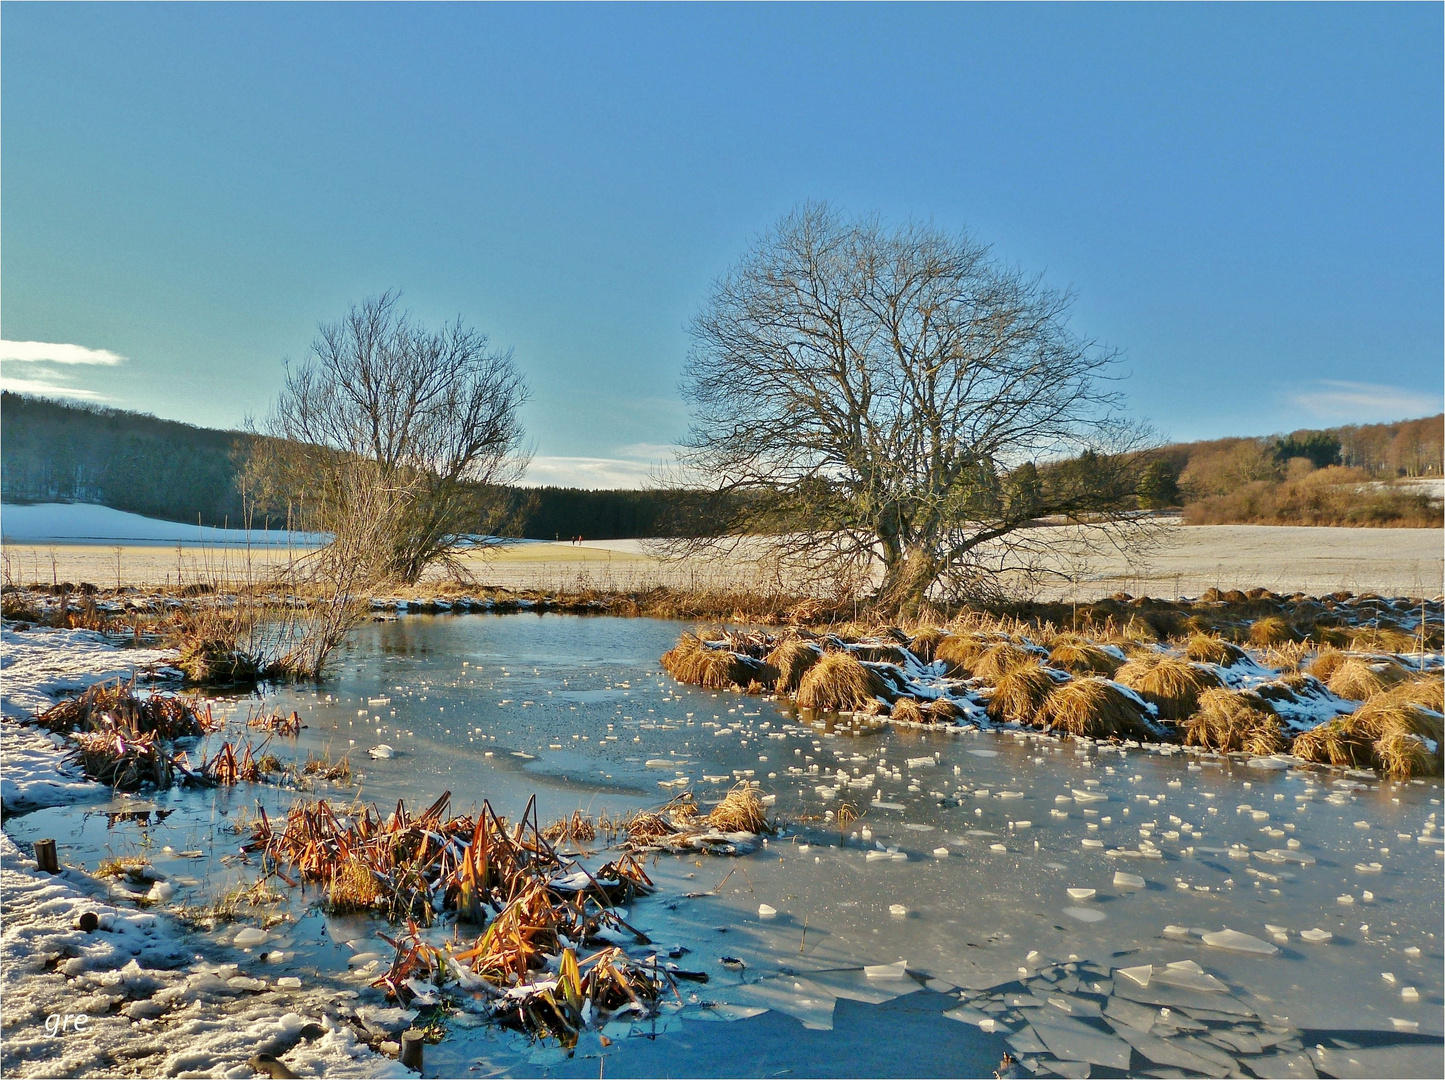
xmin=521 ymin=456 xmax=662 ymax=489
xmin=0 ymin=339 xmax=125 ymax=402
xmin=1289 ymin=380 xmax=1442 ymax=423
xmin=0 ymin=375 xmax=107 ymax=401
xmin=0 ymin=340 xmax=126 ymax=365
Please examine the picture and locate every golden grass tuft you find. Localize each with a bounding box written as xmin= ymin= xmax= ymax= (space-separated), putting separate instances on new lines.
xmin=1114 ymin=655 xmax=1222 ymax=723
xmin=1184 ymin=634 xmax=1247 ymax=667
xmin=986 ymin=663 xmax=1058 ymax=724
xmin=1263 ymin=641 xmax=1313 ymax=673
xmin=1308 ymin=647 xmax=1349 ymax=683
xmin=795 ymin=651 xmax=885 ymax=712
xmin=662 ymin=632 xmax=773 ymax=691
xmin=1382 ymin=674 xmax=1444 ymax=713
xmin=1249 ymin=616 xmax=1299 ymax=647
xmin=329 ymin=856 xmax=385 ymax=912
xmin=907 ymin=627 xmax=948 ymax=663
xmin=926 ymin=698 xmax=966 ymax=723
xmin=889 ymin=697 xmax=926 ymax=723
xmin=1048 ymin=640 xmax=1122 ymax=677
xmin=1292 ymin=697 xmax=1442 ymax=777
xmin=1183 ymin=688 xmax=1286 ymax=755
xmin=1037 ymin=678 xmax=1156 ymax=740
xmin=934 ymin=634 xmax=993 ymax=673
xmin=1325 ymin=657 xmax=1408 ymax=702
xmin=707 ymin=782 xmax=768 ymax=833
xmin=1348 ymin=625 xmax=1422 ymax=654
xmin=765 ymin=636 xmax=823 ymax=694
xmin=969 ymin=642 xmax=1038 ymax=683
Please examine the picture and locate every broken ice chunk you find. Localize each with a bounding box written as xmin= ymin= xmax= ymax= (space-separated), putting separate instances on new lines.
xmin=1066 ymin=888 xmax=1096 ymax=902
xmin=232 ymin=927 xmax=268 ymax=948
xmin=1201 ymin=929 xmax=1278 ymax=956
xmin=1115 ymin=965 xmax=1152 ymax=988
xmin=1298 ymin=928 xmax=1333 ymax=944
xmin=864 ymin=960 xmax=907 ymax=979
xmin=1113 ymin=872 xmax=1145 ymax=890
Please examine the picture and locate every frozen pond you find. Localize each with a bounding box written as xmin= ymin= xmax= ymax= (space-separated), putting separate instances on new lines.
xmin=9 ymin=613 xmax=1443 ymax=1078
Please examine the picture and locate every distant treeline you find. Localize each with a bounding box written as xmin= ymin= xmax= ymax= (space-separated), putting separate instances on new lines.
xmin=1 ymin=392 xmax=256 ymax=527
xmin=0 ymin=393 xmax=700 ymax=539
xmin=3 ymin=392 xmax=1440 ymax=534
xmin=1145 ymin=414 xmax=1443 ymax=527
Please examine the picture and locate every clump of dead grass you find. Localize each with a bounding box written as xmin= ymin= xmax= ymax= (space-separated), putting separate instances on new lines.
xmin=1308 ymin=647 xmax=1349 ymax=683
xmin=795 ymin=651 xmax=885 ymax=712
xmin=889 ymin=697 xmax=926 ymax=724
xmin=662 ymin=631 xmax=777 ymax=691
xmin=934 ymin=633 xmax=993 ymax=674
xmin=1382 ymin=674 xmax=1444 ymax=713
xmin=1326 ymin=657 xmax=1409 ymax=701
xmin=765 ymin=636 xmax=822 ymax=694
xmin=1114 ymin=655 xmax=1222 ymax=723
xmin=926 ymin=698 xmax=966 ymax=723
xmin=986 ymin=663 xmax=1058 ymax=724
xmin=1036 ymin=678 xmax=1156 ymax=740
xmin=1184 ymin=634 xmax=1247 ymax=667
xmin=906 ymin=627 xmax=948 ymax=663
xmin=1292 ymin=697 xmax=1443 ymax=776
xmin=1183 ymin=688 xmax=1286 ymax=755
xmin=1048 ymin=639 xmax=1122 ymax=677
xmin=708 ymin=782 xmax=768 ymax=832
xmin=1249 ymin=616 xmax=1299 ymax=647
xmin=968 ymin=642 xmax=1037 ymax=683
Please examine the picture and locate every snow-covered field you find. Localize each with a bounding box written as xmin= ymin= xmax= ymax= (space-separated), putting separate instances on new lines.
xmin=0 ymin=503 xmax=327 ymax=547
xmin=5 ymin=506 xmax=1439 ymax=598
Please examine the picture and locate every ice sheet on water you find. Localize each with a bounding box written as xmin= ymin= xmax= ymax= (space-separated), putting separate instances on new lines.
xmin=1114 ymin=965 xmax=1152 ymax=988
xmin=687 ymin=1003 xmax=768 ymax=1022
xmin=724 ymin=975 xmax=838 ymax=1030
xmin=1111 ymin=979 xmax=1255 ymax=1017
xmin=1102 ymin=994 xmax=1158 ymax=1032
xmin=1028 ymin=1014 xmax=1133 ymax=1069
xmin=1200 ymin=928 xmax=1278 ymax=956
xmin=1104 ymin=1020 xmax=1234 ymax=1078
xmin=802 ymin=966 xmax=920 ymax=1004
xmin=1063 ymin=907 xmax=1105 ymax=923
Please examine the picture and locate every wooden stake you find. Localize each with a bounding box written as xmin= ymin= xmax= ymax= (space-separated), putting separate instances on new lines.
xmin=400 ymin=1029 xmax=424 ymax=1072
xmin=34 ymin=839 xmax=59 ymax=874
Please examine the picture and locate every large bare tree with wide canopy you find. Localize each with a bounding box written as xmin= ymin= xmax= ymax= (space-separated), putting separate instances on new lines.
xmin=675 ymin=203 xmax=1148 ymax=614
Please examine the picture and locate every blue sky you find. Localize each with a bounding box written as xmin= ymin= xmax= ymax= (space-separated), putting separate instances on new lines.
xmin=2 ymin=3 xmax=1440 ymax=487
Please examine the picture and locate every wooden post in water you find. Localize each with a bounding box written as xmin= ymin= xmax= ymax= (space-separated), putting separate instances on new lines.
xmin=400 ymin=1029 xmax=424 ymax=1072
xmin=34 ymin=839 xmax=59 ymax=874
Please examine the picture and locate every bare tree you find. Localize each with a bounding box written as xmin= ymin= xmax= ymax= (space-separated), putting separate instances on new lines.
xmin=674 ymin=203 xmax=1150 ymax=615
xmin=249 ymin=291 xmax=529 ymax=584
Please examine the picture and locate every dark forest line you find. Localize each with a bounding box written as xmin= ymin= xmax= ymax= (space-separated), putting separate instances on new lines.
xmin=2 ymin=392 xmax=1440 ymax=536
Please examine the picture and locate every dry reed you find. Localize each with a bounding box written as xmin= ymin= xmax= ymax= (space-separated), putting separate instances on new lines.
xmin=795 ymin=652 xmax=885 ymax=711
xmin=1183 ymin=689 xmax=1286 ymax=755
xmin=986 ymin=664 xmax=1058 ymax=724
xmin=1114 ymin=655 xmax=1222 ymax=723
xmin=1036 ymin=678 xmax=1157 ymax=741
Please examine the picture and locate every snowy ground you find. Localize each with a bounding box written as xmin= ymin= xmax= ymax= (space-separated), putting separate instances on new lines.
xmin=0 ymin=503 xmax=327 ymax=547
xmin=5 ymin=514 xmax=1441 ymax=599
xmin=0 ymin=628 xmax=401 ymax=1079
